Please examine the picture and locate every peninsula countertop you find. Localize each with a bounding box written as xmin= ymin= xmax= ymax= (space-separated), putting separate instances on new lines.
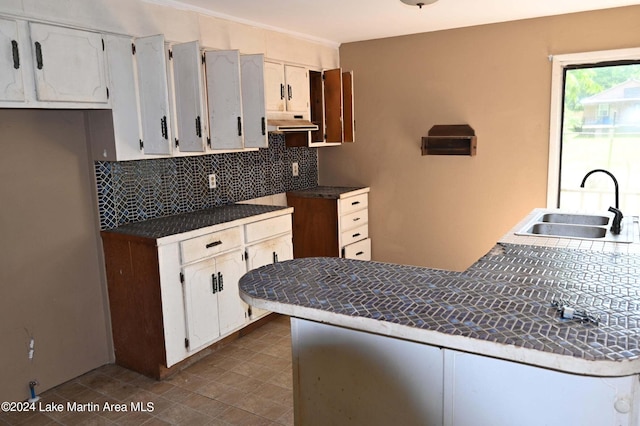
xmin=240 ymin=210 xmax=640 ymax=377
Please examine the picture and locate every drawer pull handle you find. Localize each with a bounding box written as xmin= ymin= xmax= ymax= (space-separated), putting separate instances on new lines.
xmin=280 ymin=83 xmax=285 ymax=100
xmin=11 ymin=40 xmax=19 ymax=69
xmin=218 ymin=272 xmax=224 ymax=291
xmin=34 ymin=41 xmax=43 ymax=69
xmin=211 ymin=274 xmax=218 ymax=293
xmin=356 ymin=251 xmax=364 ymax=256
xmin=206 ymin=240 xmax=223 ymax=249
xmin=352 ymin=233 xmax=361 ymax=238
xmin=351 ymin=201 xmax=360 ymax=206
xmin=353 ymin=217 xmax=360 ymax=222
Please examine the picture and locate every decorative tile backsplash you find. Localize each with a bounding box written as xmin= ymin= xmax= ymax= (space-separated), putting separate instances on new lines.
xmin=95 ymin=134 xmax=317 ymax=230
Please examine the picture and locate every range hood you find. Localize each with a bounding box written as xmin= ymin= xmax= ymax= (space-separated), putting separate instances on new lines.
xmin=267 ymin=119 xmax=318 ymax=133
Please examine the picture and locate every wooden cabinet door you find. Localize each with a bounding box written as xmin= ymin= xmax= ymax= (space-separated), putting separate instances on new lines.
xmin=264 ymin=60 xmax=285 ymax=112
xmin=342 ymin=71 xmax=355 ymax=143
xmin=324 ymin=68 xmax=343 ymax=143
xmin=214 ymin=250 xmax=248 ymax=336
xmin=0 ymin=18 xmax=25 ymax=102
xmin=172 ymin=41 xmax=207 ymax=153
xmin=182 ymin=257 xmax=220 ymax=351
xmin=285 ymin=64 xmax=309 ymax=113
xmin=102 ymin=34 xmax=142 ymax=160
xmin=205 ymin=49 xmax=243 ymax=150
xmin=135 ymin=35 xmax=172 ymax=155
xmin=29 ymin=23 xmax=107 ymax=103
xmin=240 ymin=54 xmax=268 ymax=149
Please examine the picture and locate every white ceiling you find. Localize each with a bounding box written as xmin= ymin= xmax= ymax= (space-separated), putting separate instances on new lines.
xmin=150 ymin=0 xmax=640 ymax=46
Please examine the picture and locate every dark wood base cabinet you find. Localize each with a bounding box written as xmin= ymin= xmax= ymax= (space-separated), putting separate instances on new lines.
xmin=287 ymin=187 xmax=371 ymax=261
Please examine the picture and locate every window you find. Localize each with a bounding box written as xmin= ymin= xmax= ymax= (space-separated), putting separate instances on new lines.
xmin=548 ymin=49 xmax=640 ymax=213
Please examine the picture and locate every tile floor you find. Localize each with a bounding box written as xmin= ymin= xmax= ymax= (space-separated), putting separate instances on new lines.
xmin=0 ymin=315 xmax=294 ymax=426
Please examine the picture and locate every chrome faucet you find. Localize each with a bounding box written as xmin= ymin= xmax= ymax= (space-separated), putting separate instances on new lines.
xmin=580 ymin=169 xmax=623 ymax=234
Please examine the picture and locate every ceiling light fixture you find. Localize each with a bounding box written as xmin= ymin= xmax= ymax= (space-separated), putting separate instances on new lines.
xmin=400 ymin=0 xmax=438 ymax=8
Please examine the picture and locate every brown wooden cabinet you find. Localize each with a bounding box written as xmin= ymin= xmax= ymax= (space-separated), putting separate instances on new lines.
xmin=287 ymin=187 xmax=370 ymax=260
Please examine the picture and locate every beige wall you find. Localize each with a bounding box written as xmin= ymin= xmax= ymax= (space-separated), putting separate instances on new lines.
xmin=321 ymin=6 xmax=640 ymax=271
xmin=0 ymin=110 xmax=111 ymax=402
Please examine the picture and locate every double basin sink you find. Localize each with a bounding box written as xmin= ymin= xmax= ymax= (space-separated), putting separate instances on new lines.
xmin=515 ymin=211 xmax=635 ymax=243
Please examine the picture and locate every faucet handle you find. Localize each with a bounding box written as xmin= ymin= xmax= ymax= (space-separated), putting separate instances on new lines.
xmin=608 ymin=206 xmax=623 ymax=219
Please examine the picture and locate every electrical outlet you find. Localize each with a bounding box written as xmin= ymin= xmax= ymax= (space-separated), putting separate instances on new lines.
xmin=292 ymin=162 xmax=299 ymax=177
xmin=208 ymin=173 xmax=217 ymax=189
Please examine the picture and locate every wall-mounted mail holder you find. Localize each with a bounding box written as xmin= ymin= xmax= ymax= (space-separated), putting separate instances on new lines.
xmin=421 ymin=124 xmax=477 ymax=156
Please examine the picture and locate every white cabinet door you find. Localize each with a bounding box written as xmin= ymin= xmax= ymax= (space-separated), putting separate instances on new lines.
xmin=135 ymin=35 xmax=172 ymax=155
xmin=285 ymin=64 xmax=309 ymax=113
xmin=245 ymin=234 xmax=293 ymax=319
xmin=29 ymin=23 xmax=107 ymax=103
xmin=0 ymin=18 xmax=25 ymax=102
xmin=240 ymin=54 xmax=267 ymax=149
xmin=182 ymin=257 xmax=220 ymax=352
xmin=100 ymin=34 xmax=142 ymax=160
xmin=215 ymin=250 xmax=248 ymax=336
xmin=246 ymin=234 xmax=293 ymax=269
xmin=172 ymin=41 xmax=207 ymax=153
xmin=205 ymin=49 xmax=243 ymax=150
xmin=264 ymin=61 xmax=285 ymax=112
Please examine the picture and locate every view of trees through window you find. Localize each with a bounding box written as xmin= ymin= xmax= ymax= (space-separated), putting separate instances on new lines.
xmin=559 ymin=62 xmax=640 ymax=213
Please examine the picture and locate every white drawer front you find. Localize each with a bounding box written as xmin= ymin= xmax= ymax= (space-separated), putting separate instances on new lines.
xmin=180 ymin=227 xmax=242 ymax=264
xmin=343 ymin=238 xmax=371 ymax=261
xmin=245 ymin=214 xmax=292 ymax=243
xmin=341 ymin=224 xmax=368 ymax=247
xmin=339 ymin=193 xmax=368 ymax=215
xmin=341 ymin=209 xmax=369 ymax=232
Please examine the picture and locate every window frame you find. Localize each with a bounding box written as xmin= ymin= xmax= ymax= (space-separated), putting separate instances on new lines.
xmin=546 ymin=47 xmax=640 ymax=208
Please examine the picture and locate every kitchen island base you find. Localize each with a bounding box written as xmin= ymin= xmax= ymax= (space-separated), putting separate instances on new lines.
xmin=292 ymin=318 xmax=639 ymax=426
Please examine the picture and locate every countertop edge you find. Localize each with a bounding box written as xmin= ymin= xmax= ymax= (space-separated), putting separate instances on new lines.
xmin=156 ymin=207 xmax=294 ymax=245
xmin=240 ymin=291 xmax=639 ymax=377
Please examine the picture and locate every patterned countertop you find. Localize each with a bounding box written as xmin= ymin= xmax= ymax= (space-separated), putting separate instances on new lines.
xmin=287 ymin=186 xmax=368 ymax=199
xmin=102 ymin=204 xmax=290 ymax=239
xmin=240 ymin=243 xmax=640 ymax=376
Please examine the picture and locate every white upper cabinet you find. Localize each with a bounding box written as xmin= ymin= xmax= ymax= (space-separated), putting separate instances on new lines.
xmin=29 ymin=22 xmax=108 ymax=103
xmin=205 ymin=49 xmax=244 ymax=150
xmin=171 ymin=41 xmax=207 ymax=153
xmin=0 ymin=18 xmax=25 ymax=102
xmin=87 ymin=34 xmax=143 ymax=161
xmin=264 ymin=61 xmax=310 ymax=115
xmin=240 ymin=54 xmax=267 ymax=149
xmin=135 ymin=34 xmax=172 ymax=155
xmin=285 ymin=64 xmax=310 ymax=113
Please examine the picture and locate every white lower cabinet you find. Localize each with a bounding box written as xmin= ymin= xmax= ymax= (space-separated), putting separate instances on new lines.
xmin=182 ymin=249 xmax=247 ymax=351
xmin=101 ymin=210 xmax=292 ymax=379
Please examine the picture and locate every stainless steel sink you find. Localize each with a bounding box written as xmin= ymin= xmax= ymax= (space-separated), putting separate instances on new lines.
xmin=528 ymin=223 xmax=606 ymax=239
xmin=540 ymin=213 xmax=609 ymax=226
xmin=515 ymin=211 xmax=634 ymax=243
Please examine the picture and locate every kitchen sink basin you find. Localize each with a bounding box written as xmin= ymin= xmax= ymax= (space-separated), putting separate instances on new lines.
xmin=514 ymin=210 xmax=635 ymax=243
xmin=540 ymin=213 xmax=609 ymax=226
xmin=528 ymin=223 xmax=606 ymax=239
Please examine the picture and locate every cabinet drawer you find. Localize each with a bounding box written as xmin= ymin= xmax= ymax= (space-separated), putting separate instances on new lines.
xmin=339 ymin=193 xmax=368 ymax=215
xmin=340 ymin=209 xmax=369 ymax=232
xmin=180 ymin=227 xmax=242 ymax=264
xmin=245 ymin=214 xmax=292 ymax=243
xmin=343 ymin=238 xmax=371 ymax=261
xmin=341 ymin=224 xmax=368 ymax=247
